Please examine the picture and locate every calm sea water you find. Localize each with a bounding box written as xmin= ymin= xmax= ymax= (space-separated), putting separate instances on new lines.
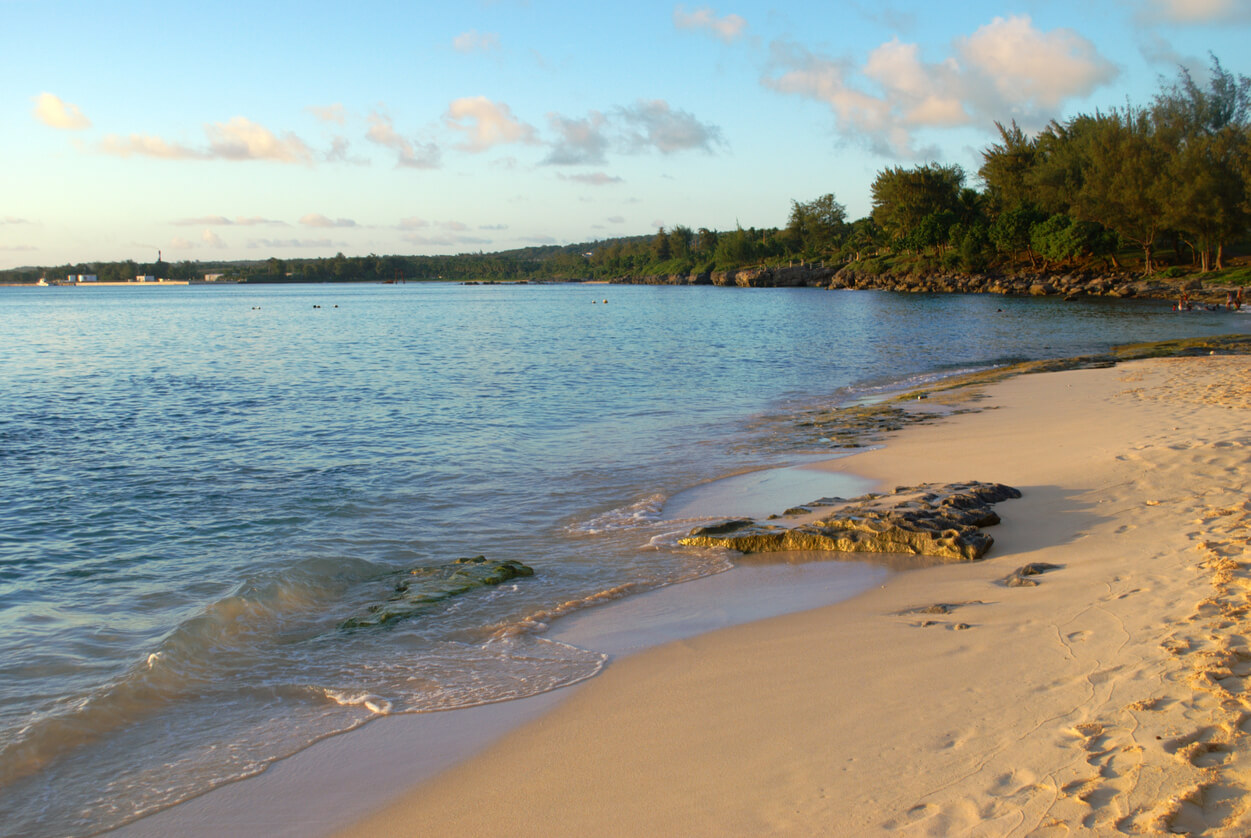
xmin=1 ymin=282 xmax=1244 ymax=836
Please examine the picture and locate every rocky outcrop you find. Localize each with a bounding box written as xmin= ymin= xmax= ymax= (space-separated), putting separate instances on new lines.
xmin=679 ymin=481 xmax=1022 ymax=562
xmin=610 ymin=265 xmax=1238 ymax=305
xmin=340 ymin=556 xmax=535 ymax=629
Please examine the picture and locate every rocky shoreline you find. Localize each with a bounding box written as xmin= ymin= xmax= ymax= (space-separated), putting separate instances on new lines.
xmin=610 ymin=263 xmax=1241 ymax=304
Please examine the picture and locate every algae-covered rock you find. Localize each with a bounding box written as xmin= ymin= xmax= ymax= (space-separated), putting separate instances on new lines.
xmin=679 ymin=481 xmax=1021 ymax=562
xmin=340 ymin=556 xmax=534 ymax=629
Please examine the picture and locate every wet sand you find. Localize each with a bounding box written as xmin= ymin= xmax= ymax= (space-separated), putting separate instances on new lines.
xmin=335 ymin=356 xmax=1251 ymax=836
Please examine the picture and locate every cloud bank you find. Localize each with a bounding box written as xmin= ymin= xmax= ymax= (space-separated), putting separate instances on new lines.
xmin=673 ymin=5 xmax=747 ymax=42
xmin=764 ymin=15 xmax=1117 ymax=158
xmin=445 ymin=97 xmax=537 ymax=151
xmin=100 ymin=117 xmax=315 ymax=163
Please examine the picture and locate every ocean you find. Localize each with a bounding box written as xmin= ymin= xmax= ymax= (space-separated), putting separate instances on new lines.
xmin=1 ymin=281 xmax=1244 ymax=836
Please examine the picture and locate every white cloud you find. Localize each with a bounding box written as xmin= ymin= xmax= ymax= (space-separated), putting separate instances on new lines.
xmin=366 ymin=112 xmax=441 ymax=169
xmin=864 ymin=40 xmax=967 ymax=127
xmin=445 ymin=97 xmax=537 ymax=151
xmin=168 ymin=229 xmax=228 ymax=250
xmin=763 ymin=15 xmax=1117 ymax=158
xmin=99 ymin=134 xmax=202 ymax=159
xmin=559 ymin=172 xmax=623 ymax=186
xmin=100 ymin=117 xmax=316 ymax=163
xmin=2 ymin=217 xmax=31 ymax=225
xmin=957 ymin=16 xmax=1117 ymax=114
xmin=673 ymin=5 xmax=747 ymax=42
xmin=616 ymin=100 xmax=725 ymax=154
xmin=544 ymin=112 xmax=611 ymax=165
xmin=33 ymin=92 xmax=91 ymax=130
xmin=300 ymin=213 xmax=357 ymax=228
xmin=1139 ymin=0 xmax=1251 ymax=24
xmin=453 ymin=30 xmax=500 ymax=53
xmin=247 ymin=238 xmax=334 ymax=249
xmin=172 ymin=215 xmax=287 ymax=227
xmin=206 ymin=117 xmax=314 ymax=164
xmin=307 ymin=103 xmax=347 ymax=125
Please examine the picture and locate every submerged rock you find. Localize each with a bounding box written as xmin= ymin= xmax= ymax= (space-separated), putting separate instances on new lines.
xmin=340 ymin=556 xmax=535 ymax=629
xmin=680 ymin=481 xmax=1021 ymax=562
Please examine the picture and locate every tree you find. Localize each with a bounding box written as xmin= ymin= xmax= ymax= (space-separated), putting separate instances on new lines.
xmin=1153 ymin=56 xmax=1251 ymax=270
xmin=786 ymin=193 xmax=847 ymax=259
xmin=667 ymin=225 xmax=694 ymax=260
xmin=1066 ymin=109 xmax=1171 ymax=274
xmin=989 ymin=204 xmax=1046 ymax=267
xmin=842 ymin=217 xmax=882 ymax=262
xmin=979 ymin=121 xmax=1039 ymax=214
xmin=695 ymin=228 xmax=718 ymax=259
xmin=870 ymin=164 xmax=965 ymax=251
xmin=650 ymin=227 xmax=672 ymax=262
xmin=713 ymin=225 xmax=759 ymax=267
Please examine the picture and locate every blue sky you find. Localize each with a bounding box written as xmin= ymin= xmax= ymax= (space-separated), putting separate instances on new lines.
xmin=3 ymin=0 xmax=1249 ymax=269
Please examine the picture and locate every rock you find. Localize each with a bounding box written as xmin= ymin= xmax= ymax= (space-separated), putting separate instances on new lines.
xmin=686 ymin=519 xmax=754 ymax=537
xmin=340 ymin=556 xmax=535 ymax=629
xmin=1002 ymin=561 xmax=1062 ymax=587
xmin=679 ymin=481 xmax=1021 ymax=562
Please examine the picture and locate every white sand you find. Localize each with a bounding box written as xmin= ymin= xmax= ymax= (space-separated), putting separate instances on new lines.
xmin=336 ymin=356 xmax=1251 ymax=836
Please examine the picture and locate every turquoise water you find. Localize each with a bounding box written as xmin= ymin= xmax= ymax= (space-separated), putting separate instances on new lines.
xmin=1 ymin=282 xmax=1244 ymax=836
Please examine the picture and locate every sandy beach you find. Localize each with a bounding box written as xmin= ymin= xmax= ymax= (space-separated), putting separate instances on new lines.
xmin=327 ymin=355 xmax=1251 ymax=837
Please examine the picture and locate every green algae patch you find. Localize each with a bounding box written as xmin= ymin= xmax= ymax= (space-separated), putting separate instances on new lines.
xmin=340 ymin=556 xmax=535 ymax=630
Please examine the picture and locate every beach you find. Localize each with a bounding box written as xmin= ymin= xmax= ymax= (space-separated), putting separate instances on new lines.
xmin=329 ymin=354 xmax=1251 ymax=836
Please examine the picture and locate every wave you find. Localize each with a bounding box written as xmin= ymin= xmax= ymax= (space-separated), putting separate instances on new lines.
xmin=565 ymin=493 xmax=667 ymax=535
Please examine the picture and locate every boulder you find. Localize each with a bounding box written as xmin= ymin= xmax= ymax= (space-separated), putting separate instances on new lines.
xmin=340 ymin=556 xmax=535 ymax=629
xmin=680 ymin=481 xmax=1021 ymax=562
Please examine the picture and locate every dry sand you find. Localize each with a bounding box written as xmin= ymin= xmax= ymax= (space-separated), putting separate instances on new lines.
xmin=335 ymin=356 xmax=1251 ymax=837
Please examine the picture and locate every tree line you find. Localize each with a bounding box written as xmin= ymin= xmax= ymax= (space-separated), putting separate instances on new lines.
xmin=4 ymin=57 xmax=1247 ymax=286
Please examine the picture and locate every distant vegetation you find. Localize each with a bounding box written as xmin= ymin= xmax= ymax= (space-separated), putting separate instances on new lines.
xmin=5 ymin=57 xmax=1249 ymax=286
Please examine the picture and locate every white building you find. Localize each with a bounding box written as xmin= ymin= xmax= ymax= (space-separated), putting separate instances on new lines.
xmin=136 ymin=275 xmax=156 ymax=283
xmin=68 ymin=274 xmax=98 ymax=282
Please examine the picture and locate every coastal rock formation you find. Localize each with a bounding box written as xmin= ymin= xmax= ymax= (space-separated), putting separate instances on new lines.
xmin=340 ymin=556 xmax=534 ymax=629
xmin=610 ymin=265 xmax=1241 ymax=305
xmin=679 ymin=481 xmax=1021 ymax=561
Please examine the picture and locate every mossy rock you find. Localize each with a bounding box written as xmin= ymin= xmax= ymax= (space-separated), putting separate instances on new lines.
xmin=340 ymin=556 xmax=535 ymax=630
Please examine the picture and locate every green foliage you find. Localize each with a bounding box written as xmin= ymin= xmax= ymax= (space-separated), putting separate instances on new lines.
xmin=870 ymin=164 xmax=965 ymax=251
xmin=1153 ymin=55 xmax=1251 ymax=271
xmin=786 ymin=193 xmax=848 ymax=259
xmin=712 ymin=226 xmax=762 ymax=268
xmin=989 ymin=204 xmax=1045 ymax=265
xmin=948 ymin=220 xmax=992 ymax=271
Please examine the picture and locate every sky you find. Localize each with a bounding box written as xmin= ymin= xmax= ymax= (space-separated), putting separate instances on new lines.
xmin=3 ymin=0 xmax=1250 ymax=269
